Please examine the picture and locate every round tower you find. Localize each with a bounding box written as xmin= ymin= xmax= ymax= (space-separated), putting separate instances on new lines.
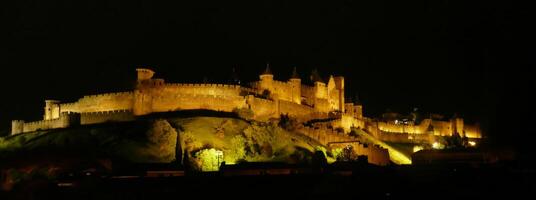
xmin=289 ymin=67 xmax=302 ymax=104
xmin=11 ymin=120 xmax=25 ymax=135
xmin=259 ymin=64 xmax=274 ymax=94
xmin=136 ymin=68 xmax=155 ymax=81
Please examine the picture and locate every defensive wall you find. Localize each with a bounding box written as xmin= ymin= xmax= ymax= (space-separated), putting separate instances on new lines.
xmin=245 ymin=96 xmax=278 ymax=121
xmin=11 ymin=110 xmax=138 ymax=134
xmin=296 ymin=125 xmax=390 ymax=166
xmin=162 ymin=83 xmax=243 ymax=97
xmin=11 ymin=113 xmax=81 ymax=134
xmin=10 ymin=68 xmax=482 ymax=145
xmin=150 ymin=94 xmax=248 ymax=114
xmin=300 ymin=85 xmax=315 ymax=106
xmin=376 ymin=118 xmax=480 ymax=139
xmin=80 ymin=110 xmax=135 ymax=125
xmin=59 ymin=92 xmax=134 ymax=114
xmin=377 ymin=119 xmax=432 ymax=134
xmin=271 ymin=80 xmax=301 ymax=104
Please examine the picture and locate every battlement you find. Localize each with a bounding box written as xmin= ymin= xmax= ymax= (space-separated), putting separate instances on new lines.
xmin=80 ymin=91 xmax=133 ymax=100
xmin=8 ymin=67 xmax=481 ymax=163
xmin=296 ymin=125 xmax=390 ymax=165
xmin=136 ymin=68 xmax=155 ymax=81
xmin=166 ymin=83 xmax=243 ymax=89
xmin=11 ymin=113 xmax=80 ymax=135
xmin=79 ymin=109 xmax=132 ymax=115
xmin=80 ymin=109 xmax=135 ymax=125
xmin=152 ymin=94 xmax=247 ymax=100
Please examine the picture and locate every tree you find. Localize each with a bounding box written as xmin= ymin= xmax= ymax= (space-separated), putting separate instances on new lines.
xmin=278 ymin=114 xmax=298 ymax=131
xmin=312 ymin=150 xmax=328 ymax=172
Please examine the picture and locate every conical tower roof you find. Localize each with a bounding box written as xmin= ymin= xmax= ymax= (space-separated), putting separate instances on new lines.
xmin=290 ymin=67 xmax=300 ymax=79
xmin=262 ymin=63 xmax=272 ymax=75
xmin=310 ymin=69 xmax=324 ymax=83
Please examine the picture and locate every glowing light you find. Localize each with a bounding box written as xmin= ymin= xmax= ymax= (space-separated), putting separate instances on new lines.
xmin=354 ymin=129 xmax=412 ymax=165
xmin=468 ymin=141 xmax=476 ymax=146
xmin=432 ymin=142 xmax=441 ymax=149
xmin=413 ymin=145 xmax=424 ymax=153
xmin=196 ymin=148 xmax=224 ymax=171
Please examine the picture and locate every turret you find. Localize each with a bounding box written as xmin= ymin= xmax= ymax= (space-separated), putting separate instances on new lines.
xmin=59 ymin=112 xmax=81 ymax=128
xmin=136 ymin=68 xmax=164 ymax=88
xmin=259 ymin=64 xmax=274 ymax=95
xmin=44 ymin=100 xmax=60 ymax=120
xmin=311 ymin=69 xmax=327 ymax=99
xmin=288 ymin=67 xmax=301 ymax=104
xmin=11 ymin=120 xmax=25 ymax=135
xmin=136 ymin=68 xmax=155 ymax=81
xmin=355 ymin=104 xmax=363 ymax=119
xmin=452 ymin=117 xmax=464 ymax=137
xmin=334 ymin=76 xmax=345 ymax=112
xmin=310 ymin=69 xmax=324 ymax=85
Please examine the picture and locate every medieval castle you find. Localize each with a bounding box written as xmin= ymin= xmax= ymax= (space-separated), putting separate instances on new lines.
xmin=9 ymin=67 xmax=482 ymax=165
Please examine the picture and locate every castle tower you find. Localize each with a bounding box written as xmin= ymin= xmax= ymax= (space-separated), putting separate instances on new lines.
xmin=259 ymin=64 xmax=274 ymax=96
xmin=134 ymin=68 xmax=157 ymax=116
xmin=327 ymin=76 xmax=338 ymax=111
xmin=288 ymin=67 xmax=301 ymax=104
xmin=59 ymin=112 xmax=81 ymax=128
xmin=454 ymin=117 xmax=464 ymax=137
xmin=355 ymin=104 xmax=363 ymax=119
xmin=311 ymin=69 xmax=326 ymax=99
xmin=44 ymin=100 xmax=61 ymax=120
xmin=11 ymin=120 xmax=25 ymax=135
xmin=136 ymin=68 xmax=155 ymax=81
xmin=334 ymin=76 xmax=345 ymax=112
xmin=310 ymin=69 xmax=329 ymax=112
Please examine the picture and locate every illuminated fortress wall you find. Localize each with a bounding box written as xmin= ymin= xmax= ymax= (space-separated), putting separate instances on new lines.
xmin=80 ymin=110 xmax=135 ymax=125
xmin=245 ymin=96 xmax=278 ymax=120
xmin=10 ymin=68 xmax=481 ymax=145
xmin=297 ymin=126 xmax=390 ymax=166
xmin=11 ymin=113 xmax=80 ymax=134
xmin=377 ymin=119 xmax=431 ymax=134
xmin=377 ymin=118 xmax=480 ymax=139
xmin=255 ymin=70 xmax=345 ymax=113
xmin=363 ymin=117 xmax=481 ymax=146
xmin=462 ymin=124 xmax=481 ymax=138
xmin=134 ymin=83 xmax=247 ymax=115
xmin=8 ymin=68 xmax=486 ymax=165
xmin=59 ymin=92 xmax=134 ymax=114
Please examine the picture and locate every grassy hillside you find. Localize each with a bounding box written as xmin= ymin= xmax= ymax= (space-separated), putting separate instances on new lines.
xmin=0 ymin=119 xmax=177 ymax=163
xmin=171 ymin=117 xmax=324 ymax=171
xmin=0 ymin=116 xmax=328 ymax=172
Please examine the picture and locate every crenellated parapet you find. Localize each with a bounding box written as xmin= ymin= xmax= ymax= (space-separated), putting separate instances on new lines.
xmin=9 ymin=67 xmax=482 ymax=145
xmin=11 ymin=113 xmax=80 ymax=135
xmin=80 ymin=109 xmax=135 ymax=125
xmin=166 ymin=83 xmax=243 ymax=89
xmin=375 ymin=117 xmax=481 ymax=139
xmin=80 ymin=91 xmax=134 ymax=100
xmin=76 ymin=92 xmax=134 ymax=113
xmin=296 ymin=125 xmax=390 ymax=165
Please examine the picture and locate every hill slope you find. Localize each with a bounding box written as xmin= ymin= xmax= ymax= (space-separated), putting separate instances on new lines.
xmin=1 ymin=116 xmax=327 ymax=171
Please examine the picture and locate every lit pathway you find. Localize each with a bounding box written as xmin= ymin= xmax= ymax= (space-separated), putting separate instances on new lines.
xmin=354 ymin=129 xmax=412 ymax=165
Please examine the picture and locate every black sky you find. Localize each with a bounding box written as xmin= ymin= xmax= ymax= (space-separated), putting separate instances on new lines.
xmin=1 ymin=1 xmax=534 ymax=153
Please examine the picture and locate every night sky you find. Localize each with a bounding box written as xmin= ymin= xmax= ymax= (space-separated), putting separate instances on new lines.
xmin=1 ymin=1 xmax=533 ymax=153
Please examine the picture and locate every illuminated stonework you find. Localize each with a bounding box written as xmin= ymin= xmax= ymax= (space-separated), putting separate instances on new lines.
xmin=9 ymin=67 xmax=483 ymax=165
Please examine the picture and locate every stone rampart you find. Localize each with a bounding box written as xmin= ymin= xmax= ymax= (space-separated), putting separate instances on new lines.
xmin=13 ymin=113 xmax=80 ymax=134
xmin=80 ymin=110 xmax=135 ymax=125
xmin=297 ymin=126 xmax=390 ymax=165
xmin=62 ymin=92 xmax=134 ymax=113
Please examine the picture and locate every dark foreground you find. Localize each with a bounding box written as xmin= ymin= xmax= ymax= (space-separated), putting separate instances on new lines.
xmin=1 ymin=163 xmax=535 ymax=200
